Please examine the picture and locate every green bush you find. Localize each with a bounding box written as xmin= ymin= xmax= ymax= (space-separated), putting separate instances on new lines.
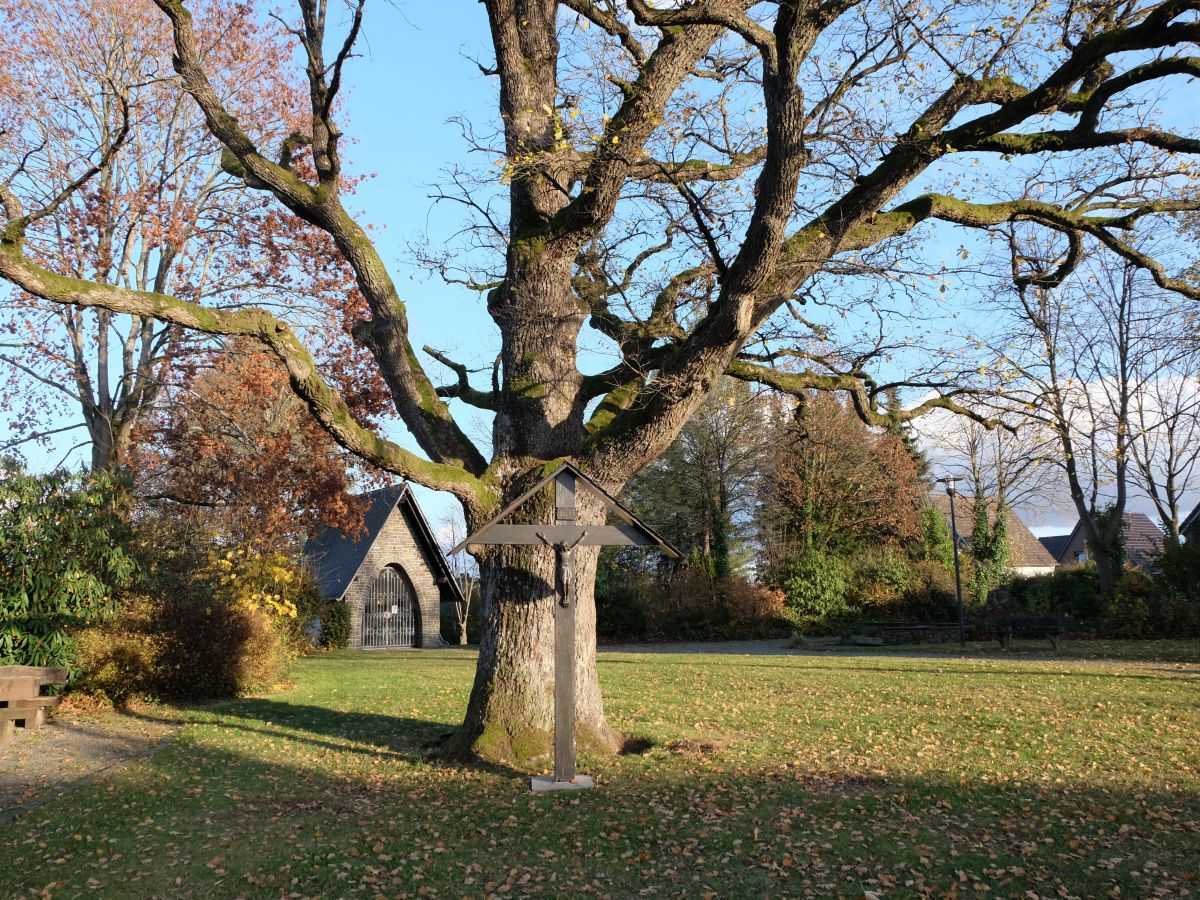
xmin=293 ymin=570 xmax=327 ymax=646
xmin=849 ymin=549 xmax=915 ymax=609
xmin=1153 ymin=541 xmax=1200 ymax=637
xmin=918 ymin=504 xmax=955 ymax=570
xmin=322 ymin=601 xmax=350 ymax=649
xmin=1007 ymin=565 xmax=1105 ymax=624
xmin=1102 ymin=570 xmax=1155 ymax=639
xmin=898 ymin=559 xmax=958 ymax=620
xmin=0 ymin=460 xmax=135 ymax=669
xmin=1158 ymin=539 xmax=1200 ymax=598
xmin=595 ymin=579 xmax=650 ymax=641
xmin=779 ymin=554 xmax=859 ymax=634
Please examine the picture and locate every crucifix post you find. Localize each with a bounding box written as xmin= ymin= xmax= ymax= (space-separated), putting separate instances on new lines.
xmin=553 ymin=469 xmax=577 ymax=784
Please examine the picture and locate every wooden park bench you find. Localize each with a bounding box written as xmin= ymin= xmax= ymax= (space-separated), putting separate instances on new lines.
xmin=0 ymin=665 xmax=68 ymax=745
xmin=863 ymin=622 xmax=971 ymax=645
xmin=991 ymin=616 xmax=1065 ymax=652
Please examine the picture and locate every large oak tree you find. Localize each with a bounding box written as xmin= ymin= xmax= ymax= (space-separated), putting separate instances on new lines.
xmin=1 ymin=0 xmax=1198 ymax=761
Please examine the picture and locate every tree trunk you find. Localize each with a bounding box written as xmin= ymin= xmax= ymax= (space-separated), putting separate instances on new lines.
xmin=89 ymin=423 xmax=116 ymax=473
xmin=1094 ymin=548 xmax=1117 ymax=596
xmin=447 ymin=492 xmax=619 ymax=764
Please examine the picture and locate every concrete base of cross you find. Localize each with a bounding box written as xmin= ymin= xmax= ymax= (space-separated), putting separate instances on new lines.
xmin=530 ymin=774 xmax=594 ymax=793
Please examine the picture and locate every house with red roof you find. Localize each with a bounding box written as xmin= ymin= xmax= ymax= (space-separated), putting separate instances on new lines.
xmin=1039 ymin=512 xmax=1165 ymax=571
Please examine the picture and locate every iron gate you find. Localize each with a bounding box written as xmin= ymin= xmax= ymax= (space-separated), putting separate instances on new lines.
xmin=361 ymin=566 xmax=417 ymax=649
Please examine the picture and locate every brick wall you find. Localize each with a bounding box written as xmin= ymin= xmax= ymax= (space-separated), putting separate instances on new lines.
xmin=344 ymin=504 xmax=442 ymax=649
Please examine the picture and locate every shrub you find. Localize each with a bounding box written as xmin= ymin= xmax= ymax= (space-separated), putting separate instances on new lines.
xmin=1007 ymin=565 xmax=1105 ymax=624
xmin=197 ymin=547 xmax=304 ymax=619
xmin=0 ymin=460 xmax=135 ymax=668
xmin=1151 ymin=541 xmax=1200 ymax=637
xmin=595 ymin=578 xmax=650 ymax=641
xmin=293 ymin=570 xmax=327 ymax=647
xmin=850 ymin=550 xmax=915 ymax=609
xmin=1158 ymin=539 xmax=1200 ymax=599
xmin=70 ymin=524 xmax=301 ymax=703
xmin=1102 ymin=570 xmax=1155 ymax=639
xmin=74 ymin=598 xmax=160 ymax=706
xmin=894 ymin=559 xmax=958 ymax=620
xmin=153 ymin=595 xmax=291 ymax=701
xmin=74 ymin=591 xmax=292 ymax=704
xmin=322 ymin=601 xmax=351 ymax=649
xmin=917 ymin=503 xmax=955 ymax=570
xmin=721 ymin=578 xmax=787 ymax=626
xmin=595 ymin=565 xmax=789 ymax=642
xmin=778 ymin=554 xmax=858 ymax=634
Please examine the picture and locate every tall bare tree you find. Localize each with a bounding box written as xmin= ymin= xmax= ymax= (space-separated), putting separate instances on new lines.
xmin=920 ymin=410 xmax=1061 ymax=511
xmin=1129 ymin=355 xmax=1200 ymax=541
xmin=438 ymin=510 xmax=478 ymax=646
xmin=2 ymin=0 xmax=1198 ymax=761
xmin=1000 ymin=251 xmax=1191 ymax=591
xmin=0 ymin=0 xmax=370 ymax=473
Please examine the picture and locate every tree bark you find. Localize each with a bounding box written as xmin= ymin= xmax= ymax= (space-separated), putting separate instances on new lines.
xmin=1093 ymin=548 xmax=1118 ymax=596
xmin=448 ymin=492 xmax=618 ymax=764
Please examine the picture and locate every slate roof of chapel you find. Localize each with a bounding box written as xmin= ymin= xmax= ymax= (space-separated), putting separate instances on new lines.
xmin=302 ymin=483 xmax=464 ymax=604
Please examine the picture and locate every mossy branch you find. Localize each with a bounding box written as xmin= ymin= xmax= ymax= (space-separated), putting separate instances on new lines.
xmin=0 ymin=240 xmax=494 ymax=504
xmin=152 ymin=0 xmax=320 ymax=212
xmin=154 ymin=0 xmax=487 ymax=479
xmin=424 ymin=346 xmax=499 ymax=411
xmin=725 ymin=359 xmax=1009 ymax=430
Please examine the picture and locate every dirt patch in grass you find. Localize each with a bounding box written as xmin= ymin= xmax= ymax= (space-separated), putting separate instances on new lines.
xmin=794 ymin=769 xmax=889 ymax=795
xmin=0 ymin=704 xmax=182 ymax=818
xmin=666 ymin=738 xmax=730 ymax=757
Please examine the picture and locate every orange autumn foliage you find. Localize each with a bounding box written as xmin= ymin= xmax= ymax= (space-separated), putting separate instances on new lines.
xmin=139 ymin=341 xmax=371 ymax=547
xmin=762 ymin=392 xmax=924 ymax=558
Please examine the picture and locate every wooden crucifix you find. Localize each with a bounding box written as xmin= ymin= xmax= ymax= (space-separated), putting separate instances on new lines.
xmin=451 ymin=461 xmax=679 ymax=792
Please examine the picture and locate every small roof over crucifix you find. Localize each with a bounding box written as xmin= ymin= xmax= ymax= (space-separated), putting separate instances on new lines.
xmin=449 ymin=460 xmax=680 ymax=556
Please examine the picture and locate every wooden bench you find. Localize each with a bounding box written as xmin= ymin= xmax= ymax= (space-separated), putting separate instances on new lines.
xmin=863 ymin=622 xmax=971 ymax=645
xmin=0 ymin=666 xmax=68 ymax=745
xmin=991 ymin=616 xmax=1065 ymax=651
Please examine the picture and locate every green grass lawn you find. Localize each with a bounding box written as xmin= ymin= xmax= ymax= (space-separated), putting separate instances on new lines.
xmin=4 ymin=643 xmax=1199 ymax=898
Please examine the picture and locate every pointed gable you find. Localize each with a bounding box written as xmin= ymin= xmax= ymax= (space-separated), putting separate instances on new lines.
xmin=303 ymin=484 xmax=464 ymax=604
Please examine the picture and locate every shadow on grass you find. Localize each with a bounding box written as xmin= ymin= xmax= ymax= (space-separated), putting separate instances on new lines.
xmin=4 ymin=730 xmax=1199 ymax=899
xmin=128 ymin=698 xmax=532 ymax=781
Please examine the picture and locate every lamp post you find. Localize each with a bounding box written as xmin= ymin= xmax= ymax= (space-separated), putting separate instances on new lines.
xmin=936 ymin=476 xmax=967 ymax=648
